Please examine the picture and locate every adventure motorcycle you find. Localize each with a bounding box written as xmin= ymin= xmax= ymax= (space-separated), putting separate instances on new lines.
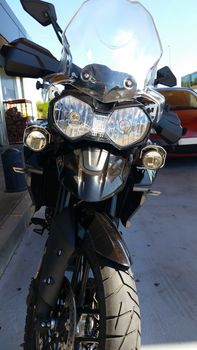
xmin=1 ymin=0 xmax=183 ymax=349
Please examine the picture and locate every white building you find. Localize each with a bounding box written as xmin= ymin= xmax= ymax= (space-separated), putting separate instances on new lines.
xmin=0 ymin=0 xmax=29 ymax=145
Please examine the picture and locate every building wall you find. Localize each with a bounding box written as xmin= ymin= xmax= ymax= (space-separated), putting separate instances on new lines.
xmin=0 ymin=0 xmax=28 ymax=43
xmin=0 ymin=0 xmax=29 ymax=145
xmin=181 ymin=72 xmax=197 ymax=92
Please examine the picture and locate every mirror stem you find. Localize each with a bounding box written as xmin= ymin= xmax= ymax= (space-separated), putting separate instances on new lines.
xmin=46 ymin=10 xmax=63 ymax=44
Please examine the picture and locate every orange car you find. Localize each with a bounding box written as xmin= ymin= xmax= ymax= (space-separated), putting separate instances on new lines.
xmin=151 ymin=87 xmax=197 ymax=156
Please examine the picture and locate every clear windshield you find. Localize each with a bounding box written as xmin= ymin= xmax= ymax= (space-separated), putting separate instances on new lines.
xmin=60 ymin=0 xmax=163 ymax=103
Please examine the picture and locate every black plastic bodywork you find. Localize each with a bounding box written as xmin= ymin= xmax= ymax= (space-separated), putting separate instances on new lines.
xmin=24 ymin=142 xmax=156 ymax=226
xmin=61 ymin=148 xmax=131 ymax=202
xmin=20 ymin=0 xmax=57 ymax=26
xmin=154 ymin=66 xmax=177 ymax=87
xmin=24 ymin=146 xmax=59 ymax=210
xmin=116 ymin=167 xmax=157 ymax=225
xmin=154 ymin=109 xmax=183 ymax=144
xmin=81 ymin=211 xmax=131 ymax=267
xmin=1 ymin=38 xmax=60 ymax=78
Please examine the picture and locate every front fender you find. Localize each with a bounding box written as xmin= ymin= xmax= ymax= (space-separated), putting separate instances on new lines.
xmin=82 ymin=211 xmax=131 ymax=268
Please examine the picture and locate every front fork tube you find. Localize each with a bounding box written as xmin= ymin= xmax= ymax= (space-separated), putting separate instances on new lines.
xmin=35 ymin=183 xmax=75 ymax=320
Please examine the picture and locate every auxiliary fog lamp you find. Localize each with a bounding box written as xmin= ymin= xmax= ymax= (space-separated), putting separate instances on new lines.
xmin=140 ymin=145 xmax=166 ymax=170
xmin=24 ymin=126 xmax=50 ymax=152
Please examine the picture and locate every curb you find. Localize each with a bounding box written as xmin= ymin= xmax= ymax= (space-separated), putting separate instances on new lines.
xmin=0 ymin=192 xmax=34 ymax=278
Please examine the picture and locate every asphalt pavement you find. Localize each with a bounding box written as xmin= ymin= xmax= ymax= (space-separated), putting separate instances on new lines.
xmin=124 ymin=157 xmax=197 ymax=349
xmin=0 ymin=157 xmax=197 ymax=349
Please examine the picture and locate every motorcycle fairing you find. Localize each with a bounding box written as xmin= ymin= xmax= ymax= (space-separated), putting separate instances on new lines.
xmin=116 ymin=167 xmax=157 ymax=225
xmin=62 ymin=147 xmax=131 ymax=202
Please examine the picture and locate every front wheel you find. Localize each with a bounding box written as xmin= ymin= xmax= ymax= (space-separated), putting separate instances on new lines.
xmin=24 ymin=235 xmax=141 ymax=349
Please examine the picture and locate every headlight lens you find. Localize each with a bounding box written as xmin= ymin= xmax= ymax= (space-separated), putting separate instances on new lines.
xmin=106 ymin=107 xmax=150 ymax=147
xmin=53 ymin=96 xmax=150 ymax=148
xmin=54 ymin=96 xmax=94 ymax=139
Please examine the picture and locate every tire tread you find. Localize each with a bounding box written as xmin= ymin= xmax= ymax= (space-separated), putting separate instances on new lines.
xmin=102 ymin=266 xmax=140 ymax=350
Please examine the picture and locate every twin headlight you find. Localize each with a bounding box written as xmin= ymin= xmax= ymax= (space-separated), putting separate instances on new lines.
xmin=54 ymin=96 xmax=151 ymax=148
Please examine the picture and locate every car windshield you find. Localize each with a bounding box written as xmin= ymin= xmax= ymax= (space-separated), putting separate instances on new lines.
xmin=159 ymin=89 xmax=197 ymax=109
xmin=60 ymin=0 xmax=162 ymax=102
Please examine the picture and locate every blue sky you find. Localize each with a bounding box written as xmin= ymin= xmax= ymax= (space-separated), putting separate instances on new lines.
xmin=6 ymin=0 xmax=197 ymax=85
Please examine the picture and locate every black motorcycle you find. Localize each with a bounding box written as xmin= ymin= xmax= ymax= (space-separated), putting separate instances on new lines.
xmin=1 ymin=0 xmax=182 ymax=349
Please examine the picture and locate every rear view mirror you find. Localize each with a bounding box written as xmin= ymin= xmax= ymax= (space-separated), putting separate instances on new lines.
xmin=154 ymin=66 xmax=177 ymax=87
xmin=20 ymin=0 xmax=57 ymax=26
